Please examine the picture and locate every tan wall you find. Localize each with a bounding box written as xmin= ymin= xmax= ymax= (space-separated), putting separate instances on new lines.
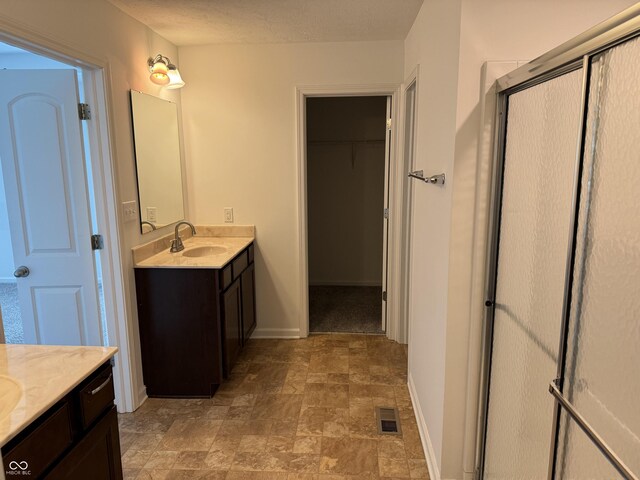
xmin=178 ymin=41 xmax=404 ymax=336
xmin=307 ymin=96 xmax=387 ymax=286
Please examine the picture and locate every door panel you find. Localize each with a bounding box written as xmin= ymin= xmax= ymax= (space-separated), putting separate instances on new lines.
xmin=32 ymin=286 xmax=85 ymax=345
xmin=555 ymin=36 xmax=640 ymax=478
xmin=0 ymin=70 xmax=102 ymax=346
xmin=483 ymin=68 xmax=584 ymax=479
xmin=11 ymin=97 xmax=76 ymax=252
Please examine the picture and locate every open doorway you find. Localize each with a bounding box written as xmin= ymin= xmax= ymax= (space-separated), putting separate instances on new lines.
xmin=0 ymin=30 xmax=134 ymax=411
xmin=0 ymin=42 xmax=108 ymax=346
xmin=306 ymin=96 xmax=390 ymax=334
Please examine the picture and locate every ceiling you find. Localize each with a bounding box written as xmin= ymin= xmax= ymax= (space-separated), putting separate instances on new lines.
xmin=107 ymin=0 xmax=423 ymax=46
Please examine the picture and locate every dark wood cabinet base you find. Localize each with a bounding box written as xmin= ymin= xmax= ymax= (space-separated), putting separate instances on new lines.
xmin=1 ymin=362 xmax=122 ymax=479
xmin=135 ymin=242 xmax=256 ymax=397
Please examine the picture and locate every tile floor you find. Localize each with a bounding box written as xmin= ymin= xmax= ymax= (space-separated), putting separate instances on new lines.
xmin=118 ymin=334 xmax=429 ymax=479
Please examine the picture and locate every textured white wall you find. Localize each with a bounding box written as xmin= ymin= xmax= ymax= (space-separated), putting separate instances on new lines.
xmin=403 ymin=0 xmax=463 ymax=473
xmin=178 ymin=41 xmax=403 ymax=336
xmin=0 ymin=0 xmax=183 ymax=408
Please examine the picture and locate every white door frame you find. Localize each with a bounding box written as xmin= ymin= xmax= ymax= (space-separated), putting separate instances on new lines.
xmin=390 ymin=66 xmax=420 ymax=345
xmin=0 ymin=24 xmax=135 ymax=412
xmin=295 ymin=84 xmax=401 ymax=339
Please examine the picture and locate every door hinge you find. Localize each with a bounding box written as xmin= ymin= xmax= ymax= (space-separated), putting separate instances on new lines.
xmin=78 ymin=103 xmax=91 ymax=120
xmin=91 ymin=234 xmax=104 ymax=250
xmin=382 ymin=291 xmax=387 ymax=302
xmin=386 ymin=118 xmax=392 ymax=130
xmin=383 ymin=208 xmax=389 ymax=219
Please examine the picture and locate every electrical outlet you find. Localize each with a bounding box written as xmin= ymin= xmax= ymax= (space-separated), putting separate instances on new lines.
xmin=224 ymin=207 xmax=234 ymax=223
xmin=146 ymin=207 xmax=157 ymax=223
xmin=122 ymin=201 xmax=138 ymax=223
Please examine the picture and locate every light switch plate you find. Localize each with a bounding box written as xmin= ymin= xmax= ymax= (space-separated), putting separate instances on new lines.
xmin=146 ymin=207 xmax=157 ymax=223
xmin=122 ymin=201 xmax=138 ymax=223
xmin=224 ymin=207 xmax=234 ymax=223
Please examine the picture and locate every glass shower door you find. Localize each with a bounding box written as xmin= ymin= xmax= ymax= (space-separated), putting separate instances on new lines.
xmin=482 ymin=68 xmax=584 ymax=479
xmin=552 ymin=35 xmax=640 ymax=479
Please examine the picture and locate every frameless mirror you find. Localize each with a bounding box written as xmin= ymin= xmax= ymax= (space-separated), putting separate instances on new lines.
xmin=130 ymin=90 xmax=185 ymax=234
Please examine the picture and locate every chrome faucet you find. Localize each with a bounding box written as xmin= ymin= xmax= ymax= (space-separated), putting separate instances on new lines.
xmin=170 ymin=221 xmax=196 ymax=253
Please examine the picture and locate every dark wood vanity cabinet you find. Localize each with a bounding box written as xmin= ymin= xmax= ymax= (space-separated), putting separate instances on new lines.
xmin=134 ymin=268 xmax=224 ymax=397
xmin=135 ymin=242 xmax=256 ymax=397
xmin=1 ymin=362 xmax=122 ymax=480
xmin=45 ymin=407 xmax=121 ymax=480
xmin=241 ymin=263 xmax=257 ymax=341
xmin=220 ymin=246 xmax=257 ymax=376
xmin=222 ymin=278 xmax=242 ymax=375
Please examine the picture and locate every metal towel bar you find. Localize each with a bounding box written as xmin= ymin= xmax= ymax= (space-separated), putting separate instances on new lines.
xmin=408 ymin=170 xmax=445 ymax=185
xmin=548 ymin=380 xmax=639 ymax=480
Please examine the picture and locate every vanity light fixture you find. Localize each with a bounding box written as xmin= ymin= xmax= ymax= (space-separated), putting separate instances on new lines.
xmin=147 ymin=54 xmax=185 ymax=89
xmin=166 ymin=66 xmax=185 ymax=89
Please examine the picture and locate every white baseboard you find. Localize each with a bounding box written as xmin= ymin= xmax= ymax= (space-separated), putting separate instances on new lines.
xmin=251 ymin=327 xmax=301 ymax=339
xmin=408 ymin=372 xmax=442 ymax=480
xmin=131 ymin=385 xmax=148 ymax=412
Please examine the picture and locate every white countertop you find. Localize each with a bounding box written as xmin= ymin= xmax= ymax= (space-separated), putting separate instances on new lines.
xmin=0 ymin=344 xmax=117 ymax=448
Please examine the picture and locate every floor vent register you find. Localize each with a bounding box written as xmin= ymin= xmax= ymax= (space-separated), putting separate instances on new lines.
xmin=375 ymin=406 xmax=402 ymax=435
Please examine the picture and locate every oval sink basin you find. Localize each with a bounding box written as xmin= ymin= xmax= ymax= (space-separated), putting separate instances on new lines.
xmin=182 ymin=245 xmax=228 ymax=258
xmin=0 ymin=375 xmax=22 ymax=420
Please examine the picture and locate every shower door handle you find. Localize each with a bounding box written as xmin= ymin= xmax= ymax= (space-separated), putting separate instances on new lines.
xmin=548 ymin=381 xmax=638 ymax=480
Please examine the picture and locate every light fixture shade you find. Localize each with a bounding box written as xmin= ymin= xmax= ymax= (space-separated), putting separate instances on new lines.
xmin=149 ymin=60 xmax=169 ymax=85
xmin=166 ymin=67 xmax=185 ymax=89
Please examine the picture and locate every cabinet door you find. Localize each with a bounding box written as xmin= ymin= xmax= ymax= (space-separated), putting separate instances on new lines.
xmin=241 ymin=263 xmax=256 ymax=343
xmin=45 ymin=406 xmax=123 ymax=480
xmin=222 ymin=279 xmax=242 ymax=377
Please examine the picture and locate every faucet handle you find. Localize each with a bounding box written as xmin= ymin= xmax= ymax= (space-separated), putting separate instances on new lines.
xmin=169 ymin=237 xmax=184 ymax=253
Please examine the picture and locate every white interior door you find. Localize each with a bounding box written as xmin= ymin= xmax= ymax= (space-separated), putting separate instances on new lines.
xmin=0 ymin=69 xmax=102 ymax=346
xmin=381 ymin=96 xmax=392 ymax=332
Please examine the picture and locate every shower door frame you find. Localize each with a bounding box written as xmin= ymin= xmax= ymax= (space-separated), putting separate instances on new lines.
xmin=475 ymin=4 xmax=640 ymax=479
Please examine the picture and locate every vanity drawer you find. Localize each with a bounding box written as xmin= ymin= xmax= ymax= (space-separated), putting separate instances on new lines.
xmin=232 ymin=251 xmax=248 ymax=279
xmin=3 ymin=401 xmax=73 ymax=477
xmin=248 ymin=244 xmax=254 ymax=264
xmin=78 ymin=365 xmax=115 ymax=430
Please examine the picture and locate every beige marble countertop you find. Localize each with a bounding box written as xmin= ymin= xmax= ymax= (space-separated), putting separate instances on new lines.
xmin=133 ymin=225 xmax=254 ymax=269
xmin=0 ymin=344 xmax=117 ymax=448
